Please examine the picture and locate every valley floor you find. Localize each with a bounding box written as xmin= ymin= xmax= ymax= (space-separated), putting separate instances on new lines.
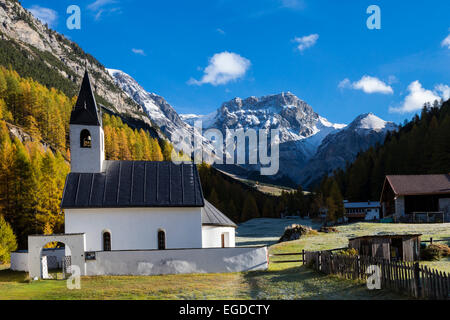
xmin=0 ymin=221 xmax=448 ymax=300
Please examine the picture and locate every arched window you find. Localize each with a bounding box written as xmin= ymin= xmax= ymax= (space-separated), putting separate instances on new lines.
xmin=103 ymin=231 xmax=111 ymax=251
xmin=80 ymin=129 xmax=92 ymax=148
xmin=158 ymin=230 xmax=166 ymax=250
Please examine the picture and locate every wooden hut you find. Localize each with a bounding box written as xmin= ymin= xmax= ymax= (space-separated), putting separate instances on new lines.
xmin=348 ymin=234 xmax=422 ymax=262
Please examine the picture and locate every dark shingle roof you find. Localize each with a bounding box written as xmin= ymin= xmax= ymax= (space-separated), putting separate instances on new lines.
xmin=61 ymin=161 xmax=204 ymax=209
xmin=70 ymin=70 xmax=102 ymax=126
xmin=386 ymin=174 xmax=450 ymax=196
xmin=202 ymin=200 xmax=237 ymax=228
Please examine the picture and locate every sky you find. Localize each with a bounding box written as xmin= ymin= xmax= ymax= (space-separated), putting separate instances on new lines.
xmin=21 ymin=0 xmax=450 ymax=125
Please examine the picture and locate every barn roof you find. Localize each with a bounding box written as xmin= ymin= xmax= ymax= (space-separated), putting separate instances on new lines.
xmin=349 ymin=234 xmax=422 ymax=241
xmin=385 ymin=174 xmax=450 ymax=196
xmin=70 ymin=70 xmax=102 ymax=126
xmin=202 ymin=200 xmax=237 ymax=228
xmin=61 ymin=161 xmax=204 ymax=209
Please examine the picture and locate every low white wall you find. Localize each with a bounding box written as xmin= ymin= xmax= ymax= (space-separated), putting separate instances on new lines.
xmin=10 ymin=248 xmax=68 ymax=272
xmin=11 ymin=252 xmax=29 ymax=272
xmin=202 ymin=226 xmax=236 ymax=248
xmin=85 ymin=246 xmax=268 ymax=276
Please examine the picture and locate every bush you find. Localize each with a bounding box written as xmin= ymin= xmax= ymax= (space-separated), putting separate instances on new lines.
xmin=0 ymin=215 xmax=18 ymax=264
xmin=421 ymin=244 xmax=450 ymax=261
xmin=337 ymin=248 xmax=359 ymax=256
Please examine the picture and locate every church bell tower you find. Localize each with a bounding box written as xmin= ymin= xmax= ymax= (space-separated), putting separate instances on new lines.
xmin=69 ymin=70 xmax=105 ymax=173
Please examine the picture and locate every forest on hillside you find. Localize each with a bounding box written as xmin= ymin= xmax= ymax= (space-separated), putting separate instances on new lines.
xmin=0 ymin=66 xmax=180 ymax=248
xmin=315 ymin=99 xmax=450 ymax=206
xmin=0 ymin=65 xmax=293 ymax=250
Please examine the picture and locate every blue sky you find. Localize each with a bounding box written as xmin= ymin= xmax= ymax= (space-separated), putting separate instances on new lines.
xmin=22 ymin=0 xmax=450 ymax=124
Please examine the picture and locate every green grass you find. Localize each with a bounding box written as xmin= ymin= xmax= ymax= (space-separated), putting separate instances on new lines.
xmin=0 ymin=265 xmax=405 ymax=300
xmin=1 ymin=221 xmax=448 ymax=300
xmin=269 ymin=222 xmax=450 ymax=273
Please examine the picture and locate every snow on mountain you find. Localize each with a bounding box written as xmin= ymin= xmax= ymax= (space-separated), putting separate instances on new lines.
xmin=297 ymin=113 xmax=398 ymax=187
xmin=108 ymin=69 xmax=216 ymax=157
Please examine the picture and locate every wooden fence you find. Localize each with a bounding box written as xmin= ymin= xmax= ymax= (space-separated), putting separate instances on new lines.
xmin=304 ymin=251 xmax=450 ymax=300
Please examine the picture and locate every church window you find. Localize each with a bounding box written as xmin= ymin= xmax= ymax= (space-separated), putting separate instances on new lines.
xmin=158 ymin=230 xmax=166 ymax=250
xmin=103 ymin=231 xmax=111 ymax=251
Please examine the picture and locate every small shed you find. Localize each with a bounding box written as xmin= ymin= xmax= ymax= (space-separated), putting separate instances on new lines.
xmin=348 ymin=234 xmax=422 ymax=262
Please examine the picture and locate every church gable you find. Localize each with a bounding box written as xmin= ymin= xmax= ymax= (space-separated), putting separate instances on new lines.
xmin=61 ymin=161 xmax=204 ymax=209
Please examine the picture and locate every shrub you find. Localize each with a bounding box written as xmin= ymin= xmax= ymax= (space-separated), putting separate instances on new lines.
xmin=337 ymin=248 xmax=359 ymax=256
xmin=0 ymin=215 xmax=18 ymax=264
xmin=319 ymin=226 xmax=339 ymax=233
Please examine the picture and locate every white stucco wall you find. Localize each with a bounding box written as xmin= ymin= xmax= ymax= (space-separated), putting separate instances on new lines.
xmin=85 ymin=247 xmax=268 ymax=276
xmin=202 ymin=226 xmax=236 ymax=248
xmin=10 ymin=252 xmax=29 ymax=272
xmin=65 ymin=207 xmax=203 ymax=252
xmin=70 ymin=125 xmax=104 ymax=173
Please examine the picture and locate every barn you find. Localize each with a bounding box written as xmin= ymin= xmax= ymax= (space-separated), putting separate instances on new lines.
xmin=349 ymin=234 xmax=422 ymax=262
xmin=380 ymin=175 xmax=450 ymax=222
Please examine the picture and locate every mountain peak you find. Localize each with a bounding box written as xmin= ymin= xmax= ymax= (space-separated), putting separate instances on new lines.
xmin=348 ymin=113 xmax=395 ymax=132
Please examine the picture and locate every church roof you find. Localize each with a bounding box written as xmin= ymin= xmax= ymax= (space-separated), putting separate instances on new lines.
xmin=70 ymin=70 xmax=102 ymax=126
xmin=202 ymin=200 xmax=237 ymax=228
xmin=61 ymin=161 xmax=204 ymax=209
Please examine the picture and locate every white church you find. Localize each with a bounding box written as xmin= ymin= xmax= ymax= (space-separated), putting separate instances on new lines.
xmin=63 ymin=70 xmax=237 ymax=251
xmin=10 ymin=71 xmax=268 ymax=278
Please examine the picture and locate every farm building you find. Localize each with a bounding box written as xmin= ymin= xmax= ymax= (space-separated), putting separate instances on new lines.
xmin=380 ymin=175 xmax=450 ymax=222
xmin=344 ymin=201 xmax=380 ymax=222
xmin=348 ymin=234 xmax=422 ymax=262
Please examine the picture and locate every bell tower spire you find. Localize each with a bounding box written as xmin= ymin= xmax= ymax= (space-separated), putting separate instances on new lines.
xmin=69 ymin=70 xmax=105 ymax=173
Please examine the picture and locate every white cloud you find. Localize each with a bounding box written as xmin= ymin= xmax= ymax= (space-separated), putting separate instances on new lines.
xmin=293 ymin=34 xmax=319 ymax=52
xmin=435 ymin=84 xmax=450 ymax=101
xmin=390 ymin=81 xmax=442 ymax=113
xmin=339 ymin=76 xmax=393 ymax=94
xmin=88 ymin=0 xmax=120 ymax=20
xmin=87 ymin=0 xmax=116 ymax=11
xmin=441 ymin=34 xmax=450 ymax=49
xmin=132 ymin=48 xmax=146 ymax=56
xmin=188 ymin=52 xmax=251 ymax=86
xmin=216 ymin=28 xmax=226 ymax=35
xmin=28 ymin=5 xmax=58 ymax=27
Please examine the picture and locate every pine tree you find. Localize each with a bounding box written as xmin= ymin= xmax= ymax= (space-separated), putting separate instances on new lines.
xmin=241 ymin=194 xmax=259 ymax=222
xmin=0 ymin=215 xmax=17 ymax=264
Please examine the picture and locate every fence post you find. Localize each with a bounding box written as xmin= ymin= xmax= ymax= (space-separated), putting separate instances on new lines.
xmin=430 ymin=238 xmax=433 ymax=245
xmin=302 ymin=249 xmax=305 ymax=265
xmin=414 ymin=263 xmax=422 ymax=298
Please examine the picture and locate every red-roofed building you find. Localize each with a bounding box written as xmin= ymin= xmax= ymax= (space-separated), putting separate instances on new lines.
xmin=380 ymin=175 xmax=450 ymax=222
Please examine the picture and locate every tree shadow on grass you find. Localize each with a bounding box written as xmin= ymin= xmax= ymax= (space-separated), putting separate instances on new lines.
xmin=0 ymin=268 xmax=29 ymax=283
xmin=243 ymin=265 xmax=407 ymax=300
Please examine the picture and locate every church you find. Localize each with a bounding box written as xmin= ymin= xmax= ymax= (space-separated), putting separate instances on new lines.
xmin=62 ymin=70 xmax=237 ymax=251
xmin=11 ymin=71 xmax=268 ymax=279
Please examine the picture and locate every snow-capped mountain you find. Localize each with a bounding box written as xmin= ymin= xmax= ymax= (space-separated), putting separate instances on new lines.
xmin=108 ymin=69 xmax=396 ymax=187
xmin=297 ymin=113 xmax=398 ymax=186
xmin=108 ymin=69 xmax=216 ymax=157
xmin=181 ymin=92 xmax=347 ymax=183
